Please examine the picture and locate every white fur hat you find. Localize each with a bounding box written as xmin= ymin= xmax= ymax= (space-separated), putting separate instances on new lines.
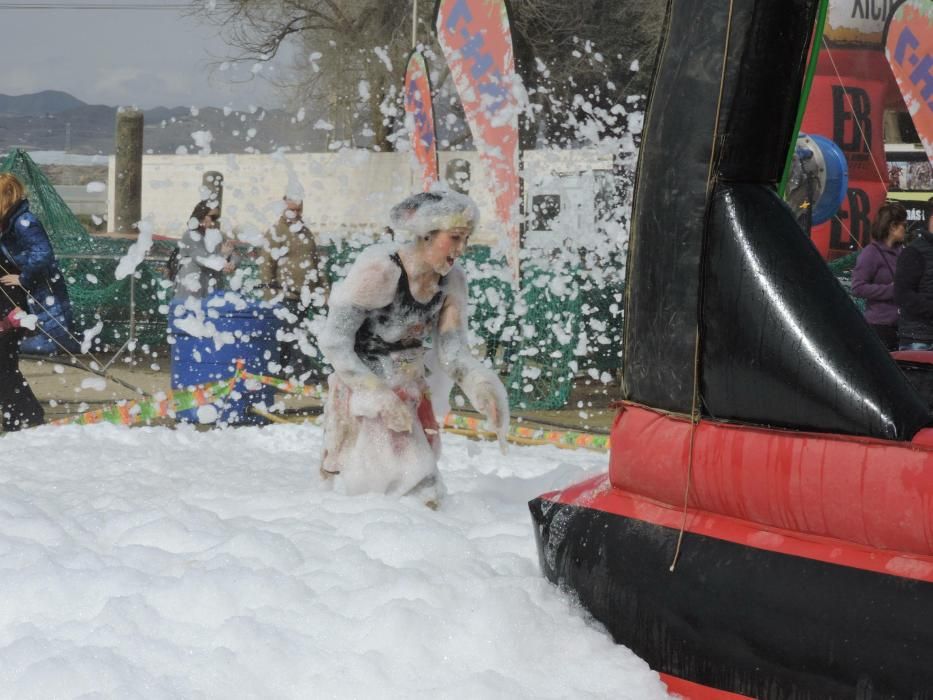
xmin=389 ymin=190 xmax=480 ymax=238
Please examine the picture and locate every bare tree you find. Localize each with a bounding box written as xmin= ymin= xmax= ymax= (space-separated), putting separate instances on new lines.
xmin=192 ymin=0 xmax=437 ymax=150
xmin=191 ymin=0 xmax=664 ymax=151
xmin=508 ymin=0 xmax=665 ymax=147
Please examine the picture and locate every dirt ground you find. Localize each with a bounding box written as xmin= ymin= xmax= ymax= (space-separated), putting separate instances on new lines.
xmin=21 ymin=352 xmax=618 ymax=433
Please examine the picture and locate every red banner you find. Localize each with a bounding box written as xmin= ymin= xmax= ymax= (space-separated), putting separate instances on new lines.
xmin=885 ymin=1 xmax=933 ymax=165
xmin=801 ymin=51 xmax=891 ymax=259
xmin=404 ymin=50 xmax=439 ymax=192
xmin=435 ymin=0 xmax=521 ymax=275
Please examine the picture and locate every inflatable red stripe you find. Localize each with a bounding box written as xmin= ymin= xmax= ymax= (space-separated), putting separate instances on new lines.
xmin=608 ymin=403 xmax=933 ymax=559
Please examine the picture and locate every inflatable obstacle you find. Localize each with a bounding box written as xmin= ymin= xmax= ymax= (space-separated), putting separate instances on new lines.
xmin=530 ymin=1 xmax=933 ymax=697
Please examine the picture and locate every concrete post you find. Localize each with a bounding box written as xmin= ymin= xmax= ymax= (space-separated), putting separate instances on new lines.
xmin=113 ymin=108 xmax=143 ymax=234
xmin=201 ymin=171 xmax=224 ymax=213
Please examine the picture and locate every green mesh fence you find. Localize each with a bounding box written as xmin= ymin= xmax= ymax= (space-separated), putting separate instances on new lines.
xmin=0 ymin=148 xmax=172 ymax=351
xmin=504 ymin=268 xmax=582 ymax=410
xmin=827 ymin=250 xmax=865 ymax=312
xmin=0 ymin=147 xmax=863 ymax=411
xmin=459 ymin=249 xmax=515 ymax=366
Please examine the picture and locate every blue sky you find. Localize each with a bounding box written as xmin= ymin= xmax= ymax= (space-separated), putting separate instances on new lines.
xmin=0 ymin=1 xmax=290 ymax=109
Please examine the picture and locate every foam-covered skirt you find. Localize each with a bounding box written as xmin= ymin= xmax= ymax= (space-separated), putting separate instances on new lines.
xmin=320 ymin=354 xmax=443 ymax=501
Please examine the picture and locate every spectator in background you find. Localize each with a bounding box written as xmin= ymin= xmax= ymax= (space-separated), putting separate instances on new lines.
xmin=0 ymin=173 xmax=76 ymax=356
xmin=895 ymin=199 xmax=933 ymax=350
xmin=851 ymin=201 xmax=907 ymax=351
xmin=173 ymin=201 xmax=239 ymax=301
xmin=257 ymin=196 xmax=329 ymax=379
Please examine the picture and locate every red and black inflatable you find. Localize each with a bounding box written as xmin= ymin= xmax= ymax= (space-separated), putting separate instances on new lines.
xmin=529 ymin=1 xmax=933 ymax=697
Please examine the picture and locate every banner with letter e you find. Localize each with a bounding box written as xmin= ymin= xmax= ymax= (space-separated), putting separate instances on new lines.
xmin=885 ymin=0 xmax=933 ymax=164
xmin=435 ymin=0 xmax=522 ymax=277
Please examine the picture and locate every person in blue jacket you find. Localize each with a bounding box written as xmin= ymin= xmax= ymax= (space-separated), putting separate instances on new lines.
xmin=0 ymin=173 xmax=77 ymax=355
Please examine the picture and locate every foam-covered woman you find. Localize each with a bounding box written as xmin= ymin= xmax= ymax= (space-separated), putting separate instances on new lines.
xmin=319 ymin=191 xmax=509 ymax=505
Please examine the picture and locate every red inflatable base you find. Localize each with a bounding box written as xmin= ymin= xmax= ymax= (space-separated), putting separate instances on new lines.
xmin=531 ymin=481 xmax=933 ymax=696
xmin=608 ymin=403 xmax=933 ymax=562
xmin=543 ymin=472 xmax=933 ymax=582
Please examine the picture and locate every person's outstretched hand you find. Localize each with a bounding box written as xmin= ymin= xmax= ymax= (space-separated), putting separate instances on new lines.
xmin=475 ymin=383 xmax=508 ymax=453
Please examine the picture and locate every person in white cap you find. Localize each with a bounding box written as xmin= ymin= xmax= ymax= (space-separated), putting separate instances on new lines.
xmin=318 ymin=190 xmax=509 ymax=506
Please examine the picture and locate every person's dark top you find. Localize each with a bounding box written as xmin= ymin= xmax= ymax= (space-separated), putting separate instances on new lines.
xmin=894 ymin=228 xmax=933 ymax=343
xmin=353 ymin=253 xmax=448 ymax=361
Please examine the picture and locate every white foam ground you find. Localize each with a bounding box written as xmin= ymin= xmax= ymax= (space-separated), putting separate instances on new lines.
xmin=0 ymin=423 xmax=670 ymax=699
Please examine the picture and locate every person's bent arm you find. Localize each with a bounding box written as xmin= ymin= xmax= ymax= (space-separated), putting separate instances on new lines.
xmin=436 ymin=266 xmax=509 ymax=449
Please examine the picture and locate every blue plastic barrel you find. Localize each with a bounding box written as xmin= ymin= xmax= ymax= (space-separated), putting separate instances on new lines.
xmin=168 ymin=293 xmax=282 ymax=425
xmin=799 ymin=133 xmax=849 ymax=226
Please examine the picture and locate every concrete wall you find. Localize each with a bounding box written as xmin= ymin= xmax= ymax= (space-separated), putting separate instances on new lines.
xmin=107 ymin=148 xmax=616 ymax=246
xmin=55 ymin=185 xmax=107 ymax=216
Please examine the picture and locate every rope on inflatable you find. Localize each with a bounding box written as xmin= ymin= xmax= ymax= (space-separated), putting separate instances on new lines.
xmin=50 ymin=365 xmax=610 ymax=452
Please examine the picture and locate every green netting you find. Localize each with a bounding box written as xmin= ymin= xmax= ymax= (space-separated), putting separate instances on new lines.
xmin=827 ymin=250 xmax=865 ymax=312
xmin=505 ymin=269 xmax=582 ymax=410
xmin=0 ymin=149 xmax=868 ymax=411
xmin=827 ymin=250 xmax=858 ymax=276
xmin=0 ymin=148 xmax=622 ymax=407
xmin=0 ymin=148 xmax=172 ymax=350
xmin=459 ymin=248 xmax=515 ymax=365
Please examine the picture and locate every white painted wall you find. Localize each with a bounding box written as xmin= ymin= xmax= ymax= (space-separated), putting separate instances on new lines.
xmin=55 ymin=185 xmax=107 ymax=216
xmin=107 ymin=148 xmax=616 ymax=247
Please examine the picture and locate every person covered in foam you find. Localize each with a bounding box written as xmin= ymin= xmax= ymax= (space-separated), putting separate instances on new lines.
xmin=318 ymin=190 xmax=509 ymax=506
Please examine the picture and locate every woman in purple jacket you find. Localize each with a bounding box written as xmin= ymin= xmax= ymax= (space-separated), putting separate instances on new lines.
xmin=851 ymin=202 xmax=907 ymax=351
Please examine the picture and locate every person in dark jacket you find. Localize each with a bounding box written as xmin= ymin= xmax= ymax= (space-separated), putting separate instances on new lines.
xmin=0 ymin=241 xmax=44 ymax=431
xmin=0 ymin=173 xmax=76 ymax=356
xmin=851 ymin=201 xmax=907 ymax=350
xmin=894 ymin=199 xmax=933 ymax=350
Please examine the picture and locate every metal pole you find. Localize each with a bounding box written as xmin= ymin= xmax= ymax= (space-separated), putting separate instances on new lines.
xmin=129 ymin=272 xmax=136 ymax=353
xmin=412 ymin=0 xmax=418 ymax=48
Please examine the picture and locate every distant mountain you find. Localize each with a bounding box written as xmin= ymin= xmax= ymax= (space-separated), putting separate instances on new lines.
xmin=0 ymin=90 xmax=89 ymax=116
xmin=0 ymin=91 xmax=331 ymax=156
